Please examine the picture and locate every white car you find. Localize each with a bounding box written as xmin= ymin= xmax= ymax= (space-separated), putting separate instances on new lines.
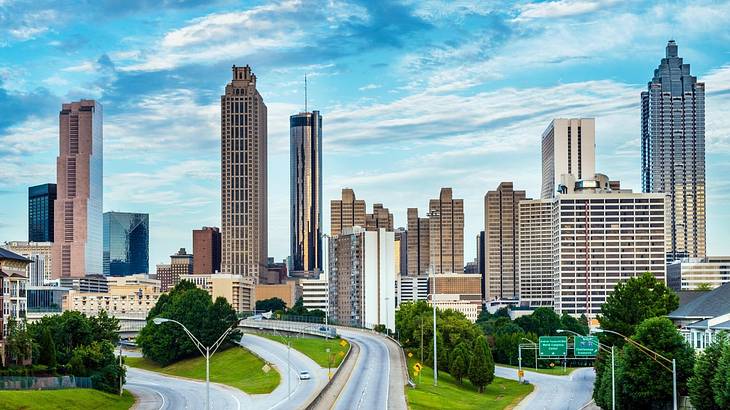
xmin=298 ymin=371 xmax=311 ymax=380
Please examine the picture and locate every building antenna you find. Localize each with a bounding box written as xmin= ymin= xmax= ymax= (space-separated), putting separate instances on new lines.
xmin=305 ymin=73 xmax=308 ymax=113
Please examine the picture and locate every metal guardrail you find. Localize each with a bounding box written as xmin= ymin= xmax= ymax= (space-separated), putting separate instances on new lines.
xmin=239 ymin=318 xmax=338 ymax=338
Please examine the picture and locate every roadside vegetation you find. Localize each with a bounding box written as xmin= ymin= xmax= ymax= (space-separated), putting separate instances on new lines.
xmin=0 ymin=388 xmax=134 ymax=410
xmin=259 ymin=333 xmax=349 ymax=368
xmin=405 ymin=357 xmax=532 ymax=410
xmin=125 ymin=346 xmax=278 ymax=394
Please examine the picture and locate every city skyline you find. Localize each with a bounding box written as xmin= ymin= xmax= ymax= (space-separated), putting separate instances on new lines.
xmin=2 ymin=2 xmax=730 ymax=271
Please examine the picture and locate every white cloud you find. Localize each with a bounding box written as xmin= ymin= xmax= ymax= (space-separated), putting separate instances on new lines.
xmin=358 ymin=83 xmax=381 ymax=91
xmin=515 ymin=0 xmax=620 ymax=21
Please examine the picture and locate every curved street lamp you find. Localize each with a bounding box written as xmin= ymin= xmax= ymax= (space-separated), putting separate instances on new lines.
xmin=591 ymin=327 xmax=677 ymax=410
xmin=152 ymin=317 xmax=240 ymax=410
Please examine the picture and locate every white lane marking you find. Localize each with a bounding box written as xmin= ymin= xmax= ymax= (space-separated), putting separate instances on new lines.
xmin=155 ymin=389 xmax=166 ymax=410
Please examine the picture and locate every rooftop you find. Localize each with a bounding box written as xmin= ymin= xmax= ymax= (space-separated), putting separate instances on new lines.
xmin=668 ymin=282 xmax=730 ymax=319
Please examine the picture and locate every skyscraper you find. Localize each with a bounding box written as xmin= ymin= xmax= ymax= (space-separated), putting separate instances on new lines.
xmin=28 ymin=183 xmax=56 ymax=242
xmin=330 ymin=188 xmax=366 ymax=237
xmin=428 ymin=188 xmax=464 ymax=274
xmin=484 ymin=182 xmax=527 ymax=301
xmin=103 ymin=212 xmax=149 ymax=276
xmin=406 ymin=208 xmax=430 ymax=276
xmin=290 ymin=111 xmax=322 ymax=275
xmin=365 ymin=203 xmax=394 ymax=232
xmin=641 ymin=40 xmax=706 ymax=261
xmin=52 ymin=100 xmax=103 ymax=279
xmin=517 ymin=199 xmax=554 ymax=307
xmin=193 ymin=227 xmax=221 ymax=275
xmin=221 ymin=65 xmax=267 ymax=278
xmin=541 ymin=118 xmax=596 ymax=199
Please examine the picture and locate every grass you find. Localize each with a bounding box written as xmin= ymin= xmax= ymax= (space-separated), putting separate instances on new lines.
xmin=0 ymin=389 xmax=135 ymax=410
xmin=125 ymin=346 xmax=279 ymax=394
xmin=259 ymin=334 xmax=350 ymax=368
xmin=405 ymin=358 xmax=533 ymax=410
xmin=497 ymin=363 xmax=582 ymax=376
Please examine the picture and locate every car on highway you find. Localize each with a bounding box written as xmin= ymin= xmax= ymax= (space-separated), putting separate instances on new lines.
xmin=298 ymin=371 xmax=311 ymax=380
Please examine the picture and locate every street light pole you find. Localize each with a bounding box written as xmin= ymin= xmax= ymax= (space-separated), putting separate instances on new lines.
xmin=152 ymin=317 xmax=238 ymax=410
xmin=432 ymin=296 xmax=437 ymax=387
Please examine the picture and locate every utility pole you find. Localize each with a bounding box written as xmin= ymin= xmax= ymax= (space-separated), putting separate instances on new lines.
xmin=433 ymin=298 xmax=437 ymax=387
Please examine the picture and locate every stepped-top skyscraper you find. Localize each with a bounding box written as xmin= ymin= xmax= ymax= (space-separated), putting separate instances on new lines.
xmin=290 ymin=110 xmax=322 ymax=275
xmin=52 ymin=100 xmax=103 ymax=279
xmin=221 ymin=65 xmax=268 ymax=278
xmin=641 ymin=40 xmax=706 ymax=261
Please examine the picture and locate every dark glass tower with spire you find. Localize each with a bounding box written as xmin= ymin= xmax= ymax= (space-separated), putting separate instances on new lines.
xmin=641 ymin=40 xmax=706 ymax=261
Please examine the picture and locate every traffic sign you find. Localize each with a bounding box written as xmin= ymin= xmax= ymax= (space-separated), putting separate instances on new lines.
xmin=574 ymin=336 xmax=599 ymax=356
xmin=408 ymin=352 xmax=413 ymax=358
xmin=539 ymin=336 xmax=568 ymax=357
xmin=517 ymin=370 xmax=524 ymax=378
xmin=340 ymin=339 xmax=347 ymax=347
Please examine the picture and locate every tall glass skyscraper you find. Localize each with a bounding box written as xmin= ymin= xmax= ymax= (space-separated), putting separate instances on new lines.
xmin=290 ymin=111 xmax=322 ymax=275
xmin=28 ymin=183 xmax=56 ymax=242
xmin=103 ymin=212 xmax=149 ymax=276
xmin=641 ymin=40 xmax=706 ymax=261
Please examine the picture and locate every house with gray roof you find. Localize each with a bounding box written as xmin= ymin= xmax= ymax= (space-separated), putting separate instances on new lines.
xmin=668 ymin=282 xmax=730 ymax=351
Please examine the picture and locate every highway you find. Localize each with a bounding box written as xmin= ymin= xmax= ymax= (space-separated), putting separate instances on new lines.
xmin=333 ymin=328 xmax=407 ymax=410
xmin=495 ymin=365 xmax=596 ymax=410
xmin=238 ymin=333 xmax=328 ymax=410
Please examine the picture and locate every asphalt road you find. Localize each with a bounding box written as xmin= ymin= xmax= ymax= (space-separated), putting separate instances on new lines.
xmin=333 ymin=329 xmax=400 ymax=410
xmin=495 ymin=366 xmax=596 ymax=410
xmin=238 ymin=333 xmax=328 ymax=410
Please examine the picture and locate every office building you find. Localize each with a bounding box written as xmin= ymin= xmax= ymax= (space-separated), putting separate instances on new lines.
xmin=330 ymin=188 xmax=366 ymax=237
xmin=28 ymin=183 xmax=56 ymax=242
xmin=667 ymin=257 xmax=730 ymax=291
xmin=290 ymin=111 xmax=323 ymax=276
xmin=394 ymin=228 xmax=407 ymax=276
xmin=407 ymin=208 xmax=430 ymax=276
xmin=0 ymin=248 xmax=30 ymax=365
xmin=256 ymin=281 xmax=302 ymax=308
xmin=193 ymin=227 xmax=221 ymax=275
xmin=3 ymin=241 xmax=53 ymax=285
xmin=428 ymin=188 xmax=464 ymax=274
xmin=58 ymin=274 xmax=108 ymax=293
xmin=429 ymin=273 xmax=482 ymax=322
xmin=26 ymin=286 xmax=70 ymax=319
xmin=221 ymin=65 xmax=267 ymax=278
xmin=541 ymin=118 xmax=596 ymax=199
xmin=641 ymin=40 xmax=706 ymax=261
xmin=156 ymin=248 xmax=193 ymax=292
xmin=52 ymin=100 xmax=103 ymax=279
xmin=517 ymin=199 xmax=554 ymax=307
xmin=552 ymin=174 xmax=667 ymax=318
xmin=103 ymin=212 xmax=149 ymax=276
xmin=178 ymin=273 xmax=256 ymax=313
xmin=484 ymin=182 xmax=527 ymax=301
xmin=261 ymin=258 xmax=288 ymax=284
xmin=63 ymin=274 xmax=161 ymax=318
xmin=365 ymin=203 xmax=394 ymax=232
xmin=329 ymin=227 xmax=395 ymax=330
xmin=476 ymin=231 xmax=485 ymax=301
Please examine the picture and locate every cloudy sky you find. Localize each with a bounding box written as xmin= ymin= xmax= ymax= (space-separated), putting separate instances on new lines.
xmin=2 ymin=0 xmax=730 ymax=270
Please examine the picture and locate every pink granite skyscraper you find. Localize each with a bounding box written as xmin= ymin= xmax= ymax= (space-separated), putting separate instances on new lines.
xmin=52 ymin=100 xmax=103 ymax=279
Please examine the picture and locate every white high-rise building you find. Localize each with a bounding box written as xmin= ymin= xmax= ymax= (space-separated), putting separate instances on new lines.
xmin=541 ymin=118 xmax=596 ymax=199
xmin=517 ymin=200 xmax=554 ymax=307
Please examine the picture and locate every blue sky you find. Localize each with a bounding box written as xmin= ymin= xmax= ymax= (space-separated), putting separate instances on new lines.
xmin=2 ymin=0 xmax=730 ymax=271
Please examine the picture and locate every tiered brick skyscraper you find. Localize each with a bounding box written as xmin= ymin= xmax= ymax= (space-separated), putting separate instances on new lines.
xmin=52 ymin=100 xmax=103 ymax=279
xmin=290 ymin=111 xmax=322 ymax=275
xmin=330 ymin=188 xmax=365 ymax=236
xmin=221 ymin=65 xmax=267 ymax=278
xmin=406 ymin=208 xmax=430 ymax=276
xmin=641 ymin=40 xmax=706 ymax=260
xmin=428 ymin=188 xmax=464 ymax=274
xmin=484 ymin=182 xmax=527 ymax=301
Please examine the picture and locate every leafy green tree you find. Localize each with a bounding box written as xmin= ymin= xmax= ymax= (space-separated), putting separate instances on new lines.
xmin=689 ymin=333 xmax=727 ymax=410
xmin=598 ymin=272 xmax=679 ymax=346
xmin=449 ymin=342 xmax=470 ymax=384
xmin=696 ymin=283 xmax=713 ymax=291
xmin=38 ymin=327 xmax=57 ymax=368
xmin=712 ymin=343 xmax=730 ymax=409
xmin=90 ymin=310 xmax=120 ymax=346
xmin=559 ymin=313 xmax=589 ymax=336
xmin=468 ymin=335 xmax=495 ymax=393
xmin=617 ymin=317 xmax=694 ymax=409
xmin=137 ymin=281 xmax=239 ymax=366
xmin=5 ymin=317 xmax=33 ymax=365
xmin=68 ymin=340 xmax=124 ymax=394
xmin=514 ymin=307 xmax=561 ymax=336
xmin=255 ymin=297 xmax=286 ymax=312
xmin=426 ymin=330 xmax=449 ymax=373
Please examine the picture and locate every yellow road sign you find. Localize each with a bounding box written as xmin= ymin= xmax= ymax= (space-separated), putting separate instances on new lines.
xmin=518 ymin=370 xmax=524 ymax=378
xmin=408 ymin=352 xmax=413 ymax=358
xmin=339 ymin=339 xmax=347 ymax=347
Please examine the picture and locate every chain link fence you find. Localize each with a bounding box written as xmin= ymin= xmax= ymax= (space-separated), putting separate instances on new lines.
xmin=0 ymin=375 xmax=92 ymax=390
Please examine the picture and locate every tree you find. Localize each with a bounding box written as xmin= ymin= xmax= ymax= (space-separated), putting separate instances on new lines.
xmin=468 ymin=335 xmax=495 ymax=393
xmin=137 ymin=281 xmax=239 ymax=366
xmin=696 ymin=283 xmax=713 ymax=291
xmin=68 ymin=340 xmax=124 ymax=394
xmin=449 ymin=342 xmax=470 ymax=384
xmin=559 ymin=313 xmax=589 ymax=336
xmin=5 ymin=318 xmax=33 ymax=365
xmin=617 ymin=317 xmax=694 ymax=409
xmin=38 ymin=327 xmax=57 ymax=368
xmin=90 ymin=310 xmax=120 ymax=346
xmin=712 ymin=343 xmax=730 ymax=409
xmin=598 ymin=272 xmax=679 ymax=346
xmin=689 ymin=333 xmax=727 ymax=410
xmin=255 ymin=297 xmax=286 ymax=312
xmin=515 ymin=307 xmax=561 ymax=336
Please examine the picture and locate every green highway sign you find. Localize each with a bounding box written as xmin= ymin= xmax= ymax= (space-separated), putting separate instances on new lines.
xmin=539 ymin=336 xmax=568 ymax=357
xmin=574 ymin=336 xmax=599 ymax=356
